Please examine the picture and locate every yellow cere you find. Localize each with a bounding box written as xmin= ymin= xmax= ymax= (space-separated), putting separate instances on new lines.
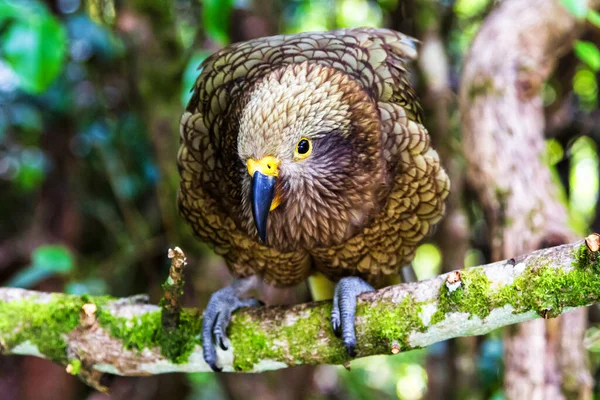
xmin=247 ymin=156 xmax=280 ymax=177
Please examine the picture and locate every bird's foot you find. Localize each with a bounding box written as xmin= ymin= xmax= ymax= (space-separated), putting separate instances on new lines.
xmin=331 ymin=276 xmax=374 ymax=357
xmin=202 ymin=278 xmax=262 ymax=371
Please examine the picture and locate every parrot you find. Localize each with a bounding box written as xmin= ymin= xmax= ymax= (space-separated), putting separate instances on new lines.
xmin=177 ymin=27 xmax=450 ymax=371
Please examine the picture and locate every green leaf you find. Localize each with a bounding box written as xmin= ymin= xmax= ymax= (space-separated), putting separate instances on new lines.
xmin=0 ymin=1 xmax=68 ymax=94
xmin=31 ymin=245 xmax=74 ymax=273
xmin=203 ymin=0 xmax=233 ymax=45
xmin=453 ymin=0 xmax=490 ymax=19
xmin=181 ymin=51 xmax=208 ymax=106
xmin=6 ymin=245 xmax=74 ymax=288
xmin=0 ymin=2 xmax=20 ymax=24
xmin=14 ymin=161 xmax=45 ymax=191
xmin=584 ymin=326 xmax=600 ymax=352
xmin=560 ymin=0 xmax=588 ymax=19
xmin=65 ymin=279 xmax=108 ymax=296
xmin=574 ymin=40 xmax=600 ymax=72
xmin=588 ymin=9 xmax=600 ymax=29
xmin=6 ymin=266 xmax=55 ymax=288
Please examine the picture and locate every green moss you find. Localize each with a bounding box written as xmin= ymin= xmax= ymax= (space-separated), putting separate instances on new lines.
xmin=430 ymin=268 xmax=491 ymax=325
xmin=278 ymin=303 xmax=347 ymax=365
xmin=228 ymin=314 xmax=270 ymax=371
xmin=68 ymin=359 xmax=82 ymax=375
xmin=573 ymin=244 xmax=600 ymax=271
xmin=96 ymin=306 xmax=202 ymax=364
xmin=162 ymin=310 xmax=202 ymax=363
xmin=494 ymin=266 xmax=558 ymax=316
xmin=493 ymin=245 xmax=600 ymax=317
xmin=0 ymin=294 xmax=85 ymax=361
xmin=360 ymin=294 xmax=425 ymax=353
xmin=430 ymin=245 xmax=600 ymax=324
xmin=0 ymin=294 xmax=203 ymax=365
xmin=228 ymin=303 xmax=347 ymax=371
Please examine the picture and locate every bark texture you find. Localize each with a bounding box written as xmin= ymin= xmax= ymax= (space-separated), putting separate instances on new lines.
xmin=1 ymin=239 xmax=599 ymax=393
xmin=459 ymin=0 xmax=594 ymax=398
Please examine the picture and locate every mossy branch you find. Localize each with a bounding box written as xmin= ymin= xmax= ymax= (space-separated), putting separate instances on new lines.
xmin=1 ymin=236 xmax=600 ymax=391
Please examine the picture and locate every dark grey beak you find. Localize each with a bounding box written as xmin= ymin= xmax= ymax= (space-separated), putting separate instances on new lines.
xmin=251 ymin=171 xmax=276 ymax=244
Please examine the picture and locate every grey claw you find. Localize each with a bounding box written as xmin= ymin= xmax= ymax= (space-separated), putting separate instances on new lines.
xmin=201 ymin=281 xmax=262 ymax=371
xmin=201 ymin=299 xmax=222 ymax=371
xmin=331 ymin=295 xmax=341 ymax=336
xmin=218 ymin=336 xmax=228 ymax=351
xmin=331 ymin=277 xmax=374 ymax=357
xmin=214 ymin=312 xmax=229 ymax=351
xmin=345 ymin=340 xmax=356 ymax=358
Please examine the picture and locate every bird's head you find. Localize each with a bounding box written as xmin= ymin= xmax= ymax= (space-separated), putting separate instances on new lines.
xmin=236 ymin=62 xmax=385 ymax=250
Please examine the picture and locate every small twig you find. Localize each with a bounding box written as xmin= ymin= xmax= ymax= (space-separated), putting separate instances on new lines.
xmin=161 ymin=247 xmax=187 ymax=330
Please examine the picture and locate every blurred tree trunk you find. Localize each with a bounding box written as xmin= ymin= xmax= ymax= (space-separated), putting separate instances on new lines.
xmin=460 ymin=0 xmax=595 ymax=399
xmin=109 ymin=2 xmax=199 ymax=399
xmin=15 ymin=115 xmax=83 ymax=400
xmin=2 ymin=0 xmax=85 ymax=393
xmin=414 ymin=2 xmax=474 ymax=398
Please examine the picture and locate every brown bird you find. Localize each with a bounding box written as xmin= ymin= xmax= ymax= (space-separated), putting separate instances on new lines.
xmin=177 ymin=27 xmax=449 ymax=370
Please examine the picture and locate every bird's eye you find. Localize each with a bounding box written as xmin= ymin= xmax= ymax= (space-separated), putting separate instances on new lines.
xmin=295 ymin=138 xmax=312 ymax=160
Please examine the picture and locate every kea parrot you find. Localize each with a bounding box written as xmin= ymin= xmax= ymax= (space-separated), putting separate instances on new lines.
xmin=177 ymin=27 xmax=450 ymax=371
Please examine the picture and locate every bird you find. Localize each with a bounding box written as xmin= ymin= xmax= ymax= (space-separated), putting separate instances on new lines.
xmin=177 ymin=27 xmax=450 ymax=371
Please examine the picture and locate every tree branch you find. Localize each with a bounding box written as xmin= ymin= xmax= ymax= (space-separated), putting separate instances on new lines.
xmin=1 ymin=237 xmax=600 ymax=390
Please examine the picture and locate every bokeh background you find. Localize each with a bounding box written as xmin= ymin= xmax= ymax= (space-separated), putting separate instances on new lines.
xmin=0 ymin=0 xmax=599 ymax=399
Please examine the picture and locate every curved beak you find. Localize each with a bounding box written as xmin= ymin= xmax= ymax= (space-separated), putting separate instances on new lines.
xmin=247 ymin=156 xmax=281 ymax=244
xmin=251 ymin=171 xmax=276 ymax=244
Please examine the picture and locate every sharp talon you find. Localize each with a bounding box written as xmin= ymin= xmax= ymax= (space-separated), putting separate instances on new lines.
xmin=332 ymin=322 xmax=341 ymax=337
xmin=345 ymin=342 xmax=356 ymax=357
xmin=331 ymin=313 xmax=341 ymax=336
xmin=202 ymin=311 xmax=218 ymax=371
xmin=332 ymin=291 xmax=341 ymax=336
xmin=218 ymin=335 xmax=228 ymax=351
xmin=203 ymin=347 xmax=219 ymax=372
xmin=211 ymin=311 xmax=221 ymax=333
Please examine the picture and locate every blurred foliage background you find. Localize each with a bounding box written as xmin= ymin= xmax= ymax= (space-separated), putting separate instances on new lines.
xmin=0 ymin=0 xmax=599 ymax=399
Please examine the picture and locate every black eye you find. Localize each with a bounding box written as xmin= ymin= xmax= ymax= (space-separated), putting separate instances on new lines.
xmin=297 ymin=139 xmax=310 ymax=154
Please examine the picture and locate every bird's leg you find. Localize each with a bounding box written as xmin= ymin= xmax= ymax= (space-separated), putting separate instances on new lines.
xmin=202 ymin=276 xmax=262 ymax=371
xmin=331 ymin=276 xmax=374 ymax=357
xmin=401 ymin=263 xmax=418 ymax=283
